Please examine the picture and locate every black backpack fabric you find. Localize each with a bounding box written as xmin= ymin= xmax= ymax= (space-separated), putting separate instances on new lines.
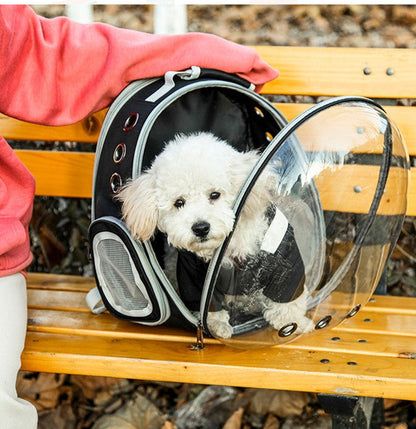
xmin=87 ymin=67 xmax=408 ymax=348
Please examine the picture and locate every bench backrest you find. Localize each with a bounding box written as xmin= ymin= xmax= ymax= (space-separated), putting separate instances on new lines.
xmin=2 ymin=46 xmax=415 ymax=215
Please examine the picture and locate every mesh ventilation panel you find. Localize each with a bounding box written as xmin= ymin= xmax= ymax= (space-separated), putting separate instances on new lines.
xmin=93 ymin=232 xmax=153 ymax=316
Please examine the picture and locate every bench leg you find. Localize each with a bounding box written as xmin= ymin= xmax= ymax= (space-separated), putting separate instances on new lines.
xmin=317 ymin=394 xmax=384 ymax=429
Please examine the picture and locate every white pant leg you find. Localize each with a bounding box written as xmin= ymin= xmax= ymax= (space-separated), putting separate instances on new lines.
xmin=0 ymin=273 xmax=37 ymax=429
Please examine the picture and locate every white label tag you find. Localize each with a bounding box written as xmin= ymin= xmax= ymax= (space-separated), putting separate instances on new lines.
xmin=260 ymin=207 xmax=289 ymax=254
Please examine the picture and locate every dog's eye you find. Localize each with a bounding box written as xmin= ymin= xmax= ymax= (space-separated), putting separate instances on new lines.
xmin=209 ymin=192 xmax=221 ymax=201
xmin=174 ymin=198 xmax=185 ymax=208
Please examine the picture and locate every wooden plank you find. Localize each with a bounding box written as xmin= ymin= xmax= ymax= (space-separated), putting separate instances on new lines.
xmin=21 ymin=330 xmax=416 ymax=400
xmin=4 ymin=104 xmax=416 ymax=156
xmin=26 ymin=273 xmax=416 ymax=313
xmin=17 ymin=148 xmax=415 ymax=215
xmin=15 ymin=150 xmax=94 ymax=198
xmin=406 ymin=170 xmax=416 ymax=217
xmin=0 ymin=110 xmax=106 ymax=142
xmin=27 ymin=308 xmax=200 ymax=343
xmin=284 ymin=330 xmax=416 ymax=358
xmin=256 ymin=46 xmax=416 ymax=98
xmin=4 ymin=106 xmax=415 ymax=156
xmin=26 ymin=300 xmax=416 ymax=340
xmin=27 ymin=289 xmax=90 ymax=312
xmin=366 ymin=294 xmax=416 ymax=314
xmin=27 ymin=272 xmax=96 ymax=293
xmin=26 ymin=304 xmax=416 ymax=350
xmin=314 ymin=165 xmax=408 ymax=215
xmin=276 ymin=103 xmax=416 ymax=157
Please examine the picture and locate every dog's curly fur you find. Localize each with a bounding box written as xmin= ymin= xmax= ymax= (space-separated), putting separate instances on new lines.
xmin=118 ymin=132 xmax=313 ymax=338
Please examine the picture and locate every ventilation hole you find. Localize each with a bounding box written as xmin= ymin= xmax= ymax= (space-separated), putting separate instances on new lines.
xmin=265 ymin=132 xmax=273 ymax=142
xmin=320 ymin=359 xmax=330 ymax=364
xmin=254 ymin=106 xmax=264 ymax=117
xmin=331 ymin=337 xmax=341 ymax=342
xmin=278 ymin=322 xmax=298 ymax=337
xmin=315 ymin=315 xmax=332 ymax=330
xmin=123 ymin=112 xmax=139 ymax=131
xmin=347 ymin=304 xmax=361 ymax=318
xmin=110 ymin=173 xmax=123 ymax=194
xmin=113 ymin=143 xmax=126 ymax=164
xmin=347 ymin=361 xmax=358 ymax=366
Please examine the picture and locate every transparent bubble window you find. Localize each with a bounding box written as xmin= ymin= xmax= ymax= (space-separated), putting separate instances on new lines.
xmin=202 ymin=97 xmax=409 ymax=348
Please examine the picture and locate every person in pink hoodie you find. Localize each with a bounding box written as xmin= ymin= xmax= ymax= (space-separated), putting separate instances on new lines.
xmin=0 ymin=5 xmax=277 ymax=428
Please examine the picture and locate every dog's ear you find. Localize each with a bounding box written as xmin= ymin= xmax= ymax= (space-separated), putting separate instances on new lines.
xmin=229 ymin=151 xmax=274 ymax=219
xmin=117 ymin=173 xmax=158 ymax=242
xmin=228 ymin=150 xmax=259 ymax=193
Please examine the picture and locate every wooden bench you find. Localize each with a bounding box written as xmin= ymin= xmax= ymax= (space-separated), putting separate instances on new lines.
xmin=3 ymin=46 xmax=416 ymax=428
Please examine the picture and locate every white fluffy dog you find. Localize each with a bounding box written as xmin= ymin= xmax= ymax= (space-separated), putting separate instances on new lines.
xmin=118 ymin=132 xmax=313 ymax=338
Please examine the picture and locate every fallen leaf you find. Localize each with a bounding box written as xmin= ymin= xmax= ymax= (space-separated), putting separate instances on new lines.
xmin=223 ymin=407 xmax=244 ymax=429
xmin=263 ymin=413 xmax=280 ymax=429
xmin=17 ymin=372 xmax=66 ymax=411
xmin=70 ymin=375 xmax=130 ymax=403
xmin=92 ymin=392 xmax=166 ymax=429
xmin=38 ymin=404 xmax=76 ymax=429
xmin=175 ymin=385 xmax=238 ymax=429
xmin=245 ymin=389 xmax=309 ymax=418
xmin=384 ymin=398 xmax=402 ymax=409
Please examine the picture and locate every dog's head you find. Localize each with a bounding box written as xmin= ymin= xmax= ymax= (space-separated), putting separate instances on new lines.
xmin=118 ymin=132 xmax=272 ymax=261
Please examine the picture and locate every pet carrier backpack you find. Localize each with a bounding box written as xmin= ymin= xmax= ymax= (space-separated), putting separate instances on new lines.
xmin=87 ymin=67 xmax=409 ymax=348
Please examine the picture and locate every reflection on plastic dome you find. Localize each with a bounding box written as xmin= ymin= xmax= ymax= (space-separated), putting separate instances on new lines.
xmin=202 ymin=97 xmax=409 ymax=348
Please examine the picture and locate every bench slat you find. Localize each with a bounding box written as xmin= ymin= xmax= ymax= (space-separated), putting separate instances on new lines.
xmin=27 ymin=290 xmax=90 ymax=312
xmin=25 ymin=273 xmax=416 ymax=315
xmin=17 ymin=149 xmax=416 ymax=216
xmin=0 ymin=111 xmax=106 ymax=142
xmin=4 ymin=104 xmax=416 ymax=156
xmin=276 ymin=104 xmax=416 ymax=156
xmin=27 ymin=303 xmax=416 ymax=344
xmin=284 ymin=330 xmax=416 ymax=357
xmin=26 ymin=272 xmax=95 ymax=292
xmin=16 ymin=150 xmax=94 ymax=198
xmin=27 ymin=308 xmax=197 ymax=342
xmin=27 ymin=301 xmax=416 ymax=341
xmin=256 ymin=46 xmax=416 ymax=98
xmin=22 ymin=331 xmax=416 ymax=400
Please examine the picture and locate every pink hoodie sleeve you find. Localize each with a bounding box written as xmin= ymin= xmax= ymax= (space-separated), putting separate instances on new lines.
xmin=0 ymin=5 xmax=278 ymax=126
xmin=0 ymin=5 xmax=278 ymax=277
xmin=0 ymin=139 xmax=35 ymax=277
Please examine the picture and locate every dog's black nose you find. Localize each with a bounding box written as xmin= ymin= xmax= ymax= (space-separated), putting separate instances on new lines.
xmin=192 ymin=221 xmax=210 ymax=238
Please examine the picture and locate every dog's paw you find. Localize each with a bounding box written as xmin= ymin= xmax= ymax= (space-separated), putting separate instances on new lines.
xmin=263 ymin=296 xmax=314 ymax=335
xmin=290 ymin=314 xmax=315 ymax=334
xmin=207 ymin=310 xmax=234 ymax=339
